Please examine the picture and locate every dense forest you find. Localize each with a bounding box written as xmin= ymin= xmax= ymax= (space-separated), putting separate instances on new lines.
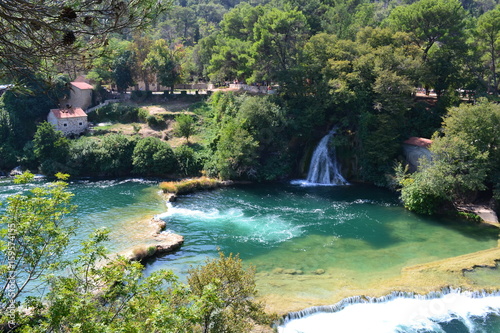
xmin=1 ymin=0 xmax=500 ymax=211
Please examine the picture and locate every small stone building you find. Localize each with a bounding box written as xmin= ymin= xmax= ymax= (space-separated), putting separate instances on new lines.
xmin=47 ymin=107 xmax=88 ymax=136
xmin=402 ymin=137 xmax=433 ymax=172
xmin=66 ymin=81 xmax=94 ymax=110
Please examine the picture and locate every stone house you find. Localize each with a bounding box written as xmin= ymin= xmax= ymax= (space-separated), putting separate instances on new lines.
xmin=47 ymin=107 xmax=88 ymax=136
xmin=65 ymin=81 xmax=94 ymax=110
xmin=402 ymin=137 xmax=433 ymax=172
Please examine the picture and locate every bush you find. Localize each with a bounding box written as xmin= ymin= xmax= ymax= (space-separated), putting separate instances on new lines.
xmin=96 ymin=134 xmax=137 ymax=176
xmin=174 ymin=145 xmax=201 ymax=176
xmin=138 ymin=108 xmax=149 ymax=122
xmin=146 ymin=115 xmax=165 ymax=129
xmin=173 ymin=114 xmax=195 ymax=143
xmin=88 ymin=104 xmax=140 ymax=123
xmin=187 ymin=252 xmax=272 ymax=333
xmin=132 ymin=137 xmax=176 ymax=176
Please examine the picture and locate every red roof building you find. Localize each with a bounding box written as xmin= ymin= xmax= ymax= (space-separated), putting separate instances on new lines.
xmin=47 ymin=107 xmax=88 ymax=135
xmin=403 ymin=137 xmax=432 ymax=148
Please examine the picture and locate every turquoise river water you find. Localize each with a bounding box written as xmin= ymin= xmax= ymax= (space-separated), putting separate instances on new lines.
xmin=1 ymin=178 xmax=500 ymax=332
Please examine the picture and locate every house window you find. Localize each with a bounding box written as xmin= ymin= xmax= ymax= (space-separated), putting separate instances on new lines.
xmin=63 ymin=123 xmax=68 ymax=127
xmin=79 ymin=122 xmax=83 ymax=126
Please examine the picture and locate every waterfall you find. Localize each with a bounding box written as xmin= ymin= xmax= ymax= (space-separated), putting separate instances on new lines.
xmin=278 ymin=288 xmax=500 ymax=333
xmin=306 ymin=129 xmax=348 ymax=185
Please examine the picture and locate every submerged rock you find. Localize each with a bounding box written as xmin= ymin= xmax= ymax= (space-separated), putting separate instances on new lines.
xmin=283 ymin=269 xmax=298 ymax=275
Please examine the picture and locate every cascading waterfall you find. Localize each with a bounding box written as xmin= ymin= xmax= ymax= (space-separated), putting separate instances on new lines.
xmin=278 ymin=288 xmax=500 ymax=333
xmin=306 ymin=129 xmax=348 ymax=185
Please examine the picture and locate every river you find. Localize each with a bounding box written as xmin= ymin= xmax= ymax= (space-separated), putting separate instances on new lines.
xmin=1 ymin=178 xmax=499 ymax=332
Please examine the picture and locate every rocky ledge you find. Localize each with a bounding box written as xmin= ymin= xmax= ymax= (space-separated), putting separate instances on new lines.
xmin=118 ymin=216 xmax=184 ymax=262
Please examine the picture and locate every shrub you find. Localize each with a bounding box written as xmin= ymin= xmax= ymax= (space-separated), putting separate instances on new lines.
xmin=96 ymin=134 xmax=137 ymax=176
xmin=146 ymin=115 xmax=165 ymax=129
xmin=88 ymin=104 xmax=140 ymax=123
xmin=138 ymin=108 xmax=149 ymax=122
xmin=132 ymin=137 xmax=176 ymax=176
xmin=174 ymin=145 xmax=201 ymax=176
xmin=159 ymin=177 xmax=221 ymax=194
xmin=187 ymin=251 xmax=272 ymax=333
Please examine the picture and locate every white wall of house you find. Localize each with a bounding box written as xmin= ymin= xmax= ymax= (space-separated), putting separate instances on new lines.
xmin=48 ymin=111 xmax=88 ymax=136
xmin=67 ymin=85 xmax=93 ymax=110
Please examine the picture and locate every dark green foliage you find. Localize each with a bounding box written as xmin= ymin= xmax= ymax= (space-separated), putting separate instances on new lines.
xmin=113 ymin=49 xmax=135 ymax=92
xmin=132 ymin=137 xmax=176 ymax=176
xmin=146 ymin=114 xmax=166 ymax=128
xmin=67 ymin=137 xmax=101 ymax=176
xmin=203 ymin=93 xmax=290 ymax=180
xmin=97 ymin=134 xmax=137 ymax=176
xmin=0 ymin=142 xmax=17 ymax=170
xmin=33 ymin=122 xmax=70 ymax=175
xmin=0 ymin=74 xmax=67 ymax=147
xmin=175 ymin=145 xmax=202 ymax=176
xmin=87 ymin=104 xmax=141 ymax=123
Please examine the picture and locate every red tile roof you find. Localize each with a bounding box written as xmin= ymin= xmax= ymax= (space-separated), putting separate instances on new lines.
xmin=51 ymin=107 xmax=87 ymax=119
xmin=71 ymin=81 xmax=93 ymax=90
xmin=404 ymin=137 xmax=432 ymax=147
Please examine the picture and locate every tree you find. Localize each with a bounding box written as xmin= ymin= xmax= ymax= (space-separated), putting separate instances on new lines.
xmin=0 ymin=0 xmax=167 ymax=79
xmin=251 ymin=8 xmax=310 ymax=83
xmin=210 ymin=119 xmax=259 ymax=180
xmin=175 ymin=145 xmax=201 ymax=176
xmin=0 ymin=74 xmax=67 ymax=146
xmin=386 ymin=0 xmax=467 ymax=60
xmin=476 ymin=6 xmax=500 ymax=96
xmin=96 ymin=134 xmax=137 ymax=176
xmin=33 ymin=122 xmax=70 ymax=174
xmin=144 ymin=39 xmax=186 ymax=91
xmin=174 ymin=113 xmax=196 ymax=143
xmin=0 ymin=172 xmax=76 ymax=317
xmin=132 ymin=137 xmax=176 ymax=176
xmin=130 ymin=34 xmax=156 ymax=91
xmin=187 ymin=252 xmax=271 ymax=333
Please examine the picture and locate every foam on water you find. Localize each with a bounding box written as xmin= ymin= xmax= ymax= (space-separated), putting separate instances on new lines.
xmin=290 ymin=179 xmax=349 ymax=187
xmin=158 ymin=203 xmax=303 ymax=244
xmin=279 ymin=289 xmax=500 ymax=333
